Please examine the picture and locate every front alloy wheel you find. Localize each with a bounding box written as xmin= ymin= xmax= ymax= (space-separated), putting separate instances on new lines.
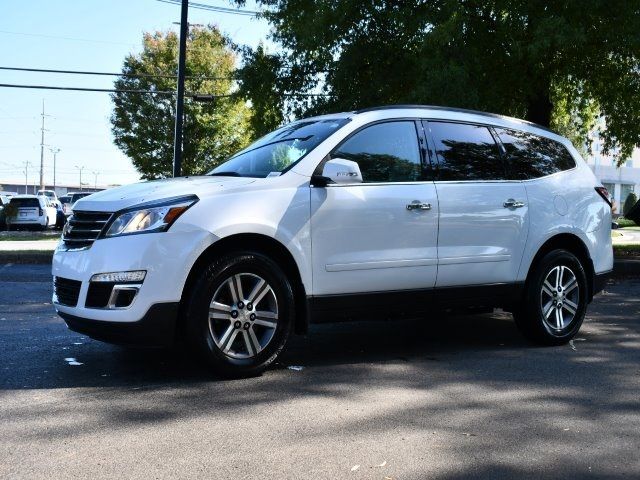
xmin=185 ymin=251 xmax=295 ymax=378
xmin=209 ymin=273 xmax=279 ymax=359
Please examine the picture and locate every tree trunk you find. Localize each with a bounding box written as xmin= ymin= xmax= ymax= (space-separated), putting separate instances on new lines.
xmin=525 ymin=88 xmax=553 ymax=127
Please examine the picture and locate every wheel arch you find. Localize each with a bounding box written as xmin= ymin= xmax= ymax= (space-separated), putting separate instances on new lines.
xmin=525 ymin=233 xmax=595 ymax=301
xmin=178 ymin=233 xmax=309 ymax=338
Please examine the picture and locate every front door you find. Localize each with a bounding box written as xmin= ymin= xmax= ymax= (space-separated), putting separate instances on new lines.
xmin=310 ymin=120 xmax=439 ymax=296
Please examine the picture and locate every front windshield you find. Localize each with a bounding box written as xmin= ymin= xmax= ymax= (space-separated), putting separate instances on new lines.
xmin=208 ymin=118 xmax=350 ymax=178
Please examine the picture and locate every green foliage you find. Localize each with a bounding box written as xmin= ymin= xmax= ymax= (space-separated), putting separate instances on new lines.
xmin=623 ymin=192 xmax=638 ymax=216
xmin=617 ymin=217 xmax=637 ymax=228
xmin=235 ymin=44 xmax=286 ymax=138
xmin=237 ymin=0 xmax=640 ymax=164
xmin=3 ymin=202 xmax=17 ymax=219
xmin=111 ymin=27 xmax=253 ymax=179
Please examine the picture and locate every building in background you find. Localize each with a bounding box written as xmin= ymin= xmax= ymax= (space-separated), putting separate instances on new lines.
xmin=0 ymin=181 xmax=107 ymax=196
xmin=585 ymin=123 xmax=640 ymax=215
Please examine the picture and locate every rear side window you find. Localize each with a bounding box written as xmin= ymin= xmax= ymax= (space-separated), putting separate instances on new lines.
xmin=494 ymin=128 xmax=576 ymax=180
xmin=10 ymin=198 xmax=39 ymax=208
xmin=427 ymin=121 xmax=505 ymax=181
xmin=332 ymin=121 xmax=422 ymax=183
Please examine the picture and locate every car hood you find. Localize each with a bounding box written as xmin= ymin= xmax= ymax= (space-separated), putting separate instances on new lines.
xmin=73 ymin=176 xmax=256 ymax=213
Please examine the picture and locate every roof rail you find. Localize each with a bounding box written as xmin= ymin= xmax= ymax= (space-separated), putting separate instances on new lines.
xmin=354 ymin=104 xmax=556 ymax=134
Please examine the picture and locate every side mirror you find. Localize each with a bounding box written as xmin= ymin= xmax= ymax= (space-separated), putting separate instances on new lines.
xmin=312 ymin=158 xmax=363 ymax=187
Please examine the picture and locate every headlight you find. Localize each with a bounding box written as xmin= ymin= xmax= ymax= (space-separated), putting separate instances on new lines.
xmin=105 ymin=196 xmax=198 ymax=238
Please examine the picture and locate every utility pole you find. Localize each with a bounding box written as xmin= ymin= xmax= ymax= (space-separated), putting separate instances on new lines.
xmin=39 ymin=99 xmax=49 ymax=191
xmin=75 ymin=165 xmax=85 ymax=191
xmin=49 ymin=147 xmax=60 ymax=191
xmin=92 ymin=171 xmax=99 ymax=190
xmin=22 ymin=161 xmax=32 ymax=194
xmin=172 ymin=0 xmax=189 ymax=178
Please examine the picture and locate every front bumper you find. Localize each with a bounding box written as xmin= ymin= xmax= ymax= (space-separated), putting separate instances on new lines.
xmin=60 ymin=302 xmax=179 ymax=346
xmin=52 ymin=228 xmax=212 ymax=340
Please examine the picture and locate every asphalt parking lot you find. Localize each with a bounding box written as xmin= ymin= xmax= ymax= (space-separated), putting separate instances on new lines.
xmin=1 ymin=264 xmax=639 ymax=479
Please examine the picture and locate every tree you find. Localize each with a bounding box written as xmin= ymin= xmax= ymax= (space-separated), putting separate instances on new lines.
xmin=111 ymin=27 xmax=252 ymax=179
xmin=623 ymin=192 xmax=638 ymax=217
xmin=235 ymin=44 xmax=286 ymax=138
xmin=237 ymin=1 xmax=640 ymax=163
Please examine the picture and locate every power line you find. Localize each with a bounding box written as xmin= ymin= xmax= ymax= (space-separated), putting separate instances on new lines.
xmin=0 ymin=83 xmax=332 ymax=98
xmin=0 ymin=29 xmax=136 ymax=46
xmin=0 ymin=83 xmax=232 ymax=97
xmin=0 ymin=66 xmax=232 ymax=81
xmin=155 ymin=0 xmax=259 ymax=16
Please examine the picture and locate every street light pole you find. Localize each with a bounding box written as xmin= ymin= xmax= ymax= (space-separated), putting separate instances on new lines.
xmin=49 ymin=147 xmax=60 ymax=190
xmin=172 ymin=0 xmax=189 ymax=178
xmin=92 ymin=171 xmax=99 ymax=190
xmin=39 ymin=99 xmax=46 ymax=191
xmin=23 ymin=161 xmax=31 ymax=194
xmin=75 ymin=165 xmax=85 ymax=191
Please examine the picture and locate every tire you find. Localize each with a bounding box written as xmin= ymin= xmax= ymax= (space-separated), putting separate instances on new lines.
xmin=184 ymin=251 xmax=295 ymax=378
xmin=514 ymin=249 xmax=588 ymax=345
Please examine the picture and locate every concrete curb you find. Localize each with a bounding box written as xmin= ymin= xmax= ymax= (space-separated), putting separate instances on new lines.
xmin=0 ymin=251 xmax=54 ymax=264
xmin=612 ymin=258 xmax=640 ymax=277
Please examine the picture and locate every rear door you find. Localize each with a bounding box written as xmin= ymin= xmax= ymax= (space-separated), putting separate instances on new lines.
xmin=424 ymin=120 xmax=529 ymax=287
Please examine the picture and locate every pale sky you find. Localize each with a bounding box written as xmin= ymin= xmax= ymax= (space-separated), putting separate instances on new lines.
xmin=0 ymin=0 xmax=272 ymax=189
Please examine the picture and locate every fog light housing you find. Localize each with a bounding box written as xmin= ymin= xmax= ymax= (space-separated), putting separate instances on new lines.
xmin=91 ymin=270 xmax=146 ymax=283
xmin=108 ymin=285 xmax=140 ymax=309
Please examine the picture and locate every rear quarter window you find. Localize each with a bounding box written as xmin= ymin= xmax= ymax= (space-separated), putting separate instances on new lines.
xmin=494 ymin=128 xmax=576 ymax=180
xmin=427 ymin=121 xmax=506 ymax=181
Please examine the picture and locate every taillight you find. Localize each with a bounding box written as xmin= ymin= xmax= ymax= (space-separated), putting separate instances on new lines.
xmin=39 ymin=207 xmax=44 ymax=216
xmin=595 ymin=186 xmax=612 ymax=208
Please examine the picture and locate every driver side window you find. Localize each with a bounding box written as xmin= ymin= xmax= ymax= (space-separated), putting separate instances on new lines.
xmin=332 ymin=121 xmax=422 ymax=183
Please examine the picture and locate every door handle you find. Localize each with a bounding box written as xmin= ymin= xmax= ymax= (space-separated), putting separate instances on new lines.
xmin=503 ymin=199 xmax=525 ymax=209
xmin=406 ymin=201 xmax=432 ymax=211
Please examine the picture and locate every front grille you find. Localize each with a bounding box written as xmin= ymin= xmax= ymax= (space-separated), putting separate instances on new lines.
xmin=62 ymin=211 xmax=112 ymax=249
xmin=54 ymin=277 xmax=82 ymax=307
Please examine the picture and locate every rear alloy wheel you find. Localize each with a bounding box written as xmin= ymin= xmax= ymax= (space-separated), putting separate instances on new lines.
xmin=540 ymin=265 xmax=580 ymax=332
xmin=185 ymin=252 xmax=295 ymax=378
xmin=514 ymin=249 xmax=588 ymax=345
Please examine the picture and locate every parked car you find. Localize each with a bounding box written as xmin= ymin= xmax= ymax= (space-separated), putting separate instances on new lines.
xmin=58 ymin=194 xmax=72 ymax=216
xmin=37 ymin=189 xmax=60 ymax=205
xmin=6 ymin=195 xmax=57 ymax=230
xmin=52 ymin=105 xmax=613 ymax=378
xmin=0 ymin=195 xmax=9 ymax=230
xmin=60 ymin=192 xmax=92 ymax=216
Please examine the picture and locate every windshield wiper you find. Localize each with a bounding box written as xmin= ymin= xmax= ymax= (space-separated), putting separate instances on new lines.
xmin=208 ymin=171 xmax=243 ymax=177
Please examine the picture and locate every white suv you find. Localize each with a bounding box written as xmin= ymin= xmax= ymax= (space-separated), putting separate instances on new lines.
xmin=7 ymin=195 xmax=57 ymax=230
xmin=52 ymin=106 xmax=613 ymax=377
